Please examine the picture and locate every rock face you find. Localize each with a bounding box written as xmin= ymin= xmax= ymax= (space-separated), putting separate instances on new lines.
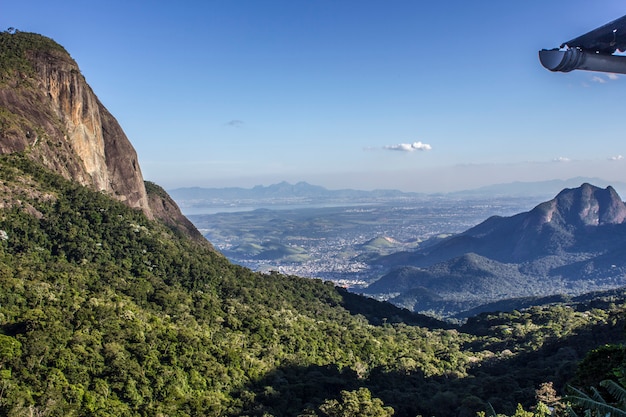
xmin=533 ymin=183 xmax=626 ymax=227
xmin=0 ymin=31 xmax=207 ymax=242
xmin=0 ymin=31 xmax=151 ymax=216
xmin=145 ymin=181 xmax=205 ymax=241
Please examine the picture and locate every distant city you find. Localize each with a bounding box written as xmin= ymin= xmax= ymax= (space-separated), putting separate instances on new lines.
xmin=173 ymin=179 xmax=626 ymax=290
xmin=173 ymin=180 xmax=593 ymax=287
xmin=191 ymin=199 xmax=532 ymax=287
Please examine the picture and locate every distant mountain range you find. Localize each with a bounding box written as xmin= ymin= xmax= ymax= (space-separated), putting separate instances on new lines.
xmin=168 ymin=181 xmax=419 ymax=211
xmin=448 ymin=177 xmax=626 ymax=199
xmin=361 ymin=183 xmax=626 ymax=318
xmin=169 ymin=178 xmax=626 ymax=211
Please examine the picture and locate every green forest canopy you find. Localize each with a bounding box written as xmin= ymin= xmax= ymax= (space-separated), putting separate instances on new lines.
xmin=0 ymin=153 xmax=624 ymax=416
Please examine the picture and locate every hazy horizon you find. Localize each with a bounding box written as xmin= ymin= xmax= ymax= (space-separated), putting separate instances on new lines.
xmin=166 ymin=172 xmax=626 ymax=199
xmin=163 ymin=161 xmax=626 ymax=195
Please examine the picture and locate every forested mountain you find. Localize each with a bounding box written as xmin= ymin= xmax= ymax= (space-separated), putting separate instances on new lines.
xmin=364 ymin=183 xmax=626 ymax=318
xmin=1 ymin=29 xmax=626 ymax=417
xmin=1 ymin=153 xmax=625 ymax=417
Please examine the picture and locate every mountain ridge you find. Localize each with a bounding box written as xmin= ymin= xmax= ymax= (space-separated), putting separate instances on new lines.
xmin=169 ymin=178 xmax=626 ymax=212
xmin=364 ymin=183 xmax=626 ymax=317
xmin=168 ymin=181 xmax=419 ymax=212
xmin=421 ymin=183 xmax=626 ymax=264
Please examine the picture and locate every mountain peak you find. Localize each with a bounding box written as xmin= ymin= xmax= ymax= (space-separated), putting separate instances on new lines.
xmin=0 ymin=31 xmax=151 ymax=215
xmin=0 ymin=31 xmax=206 ymax=241
xmin=368 ymin=184 xmax=626 ymax=317
xmin=412 ymin=183 xmax=626 ymax=266
xmin=541 ymin=183 xmax=626 ymax=226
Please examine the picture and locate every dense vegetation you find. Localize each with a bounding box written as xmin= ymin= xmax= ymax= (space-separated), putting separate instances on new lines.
xmin=0 ymin=152 xmax=625 ymax=417
xmin=0 ymin=29 xmax=68 ymax=83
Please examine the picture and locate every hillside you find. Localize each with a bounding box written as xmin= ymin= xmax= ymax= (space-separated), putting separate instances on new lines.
xmin=0 ymin=152 xmax=448 ymax=416
xmin=1 ymin=30 xmax=626 ymax=417
xmin=0 ymin=153 xmax=625 ymax=416
xmin=364 ymin=183 xmax=626 ymax=317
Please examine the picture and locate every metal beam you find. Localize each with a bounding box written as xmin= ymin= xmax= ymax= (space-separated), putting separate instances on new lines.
xmin=539 ymin=48 xmax=626 ymax=74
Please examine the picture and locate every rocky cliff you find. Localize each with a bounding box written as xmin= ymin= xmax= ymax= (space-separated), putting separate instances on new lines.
xmin=0 ymin=30 xmax=205 ymax=242
xmin=531 ymin=183 xmax=626 ymax=227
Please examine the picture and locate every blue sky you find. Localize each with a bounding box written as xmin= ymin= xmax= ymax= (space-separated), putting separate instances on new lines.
xmin=4 ymin=1 xmax=626 ymax=193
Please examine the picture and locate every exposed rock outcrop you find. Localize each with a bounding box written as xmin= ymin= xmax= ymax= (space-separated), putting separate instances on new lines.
xmin=0 ymin=31 xmax=207 ymax=242
xmin=547 ymin=183 xmax=626 ymax=226
xmin=0 ymin=31 xmax=150 ymax=214
xmin=145 ymin=181 xmax=206 ymax=241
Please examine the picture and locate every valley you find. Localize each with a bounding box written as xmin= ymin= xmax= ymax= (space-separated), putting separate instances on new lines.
xmin=183 ymin=182 xmax=626 ymax=319
xmin=186 ymin=195 xmax=539 ymax=287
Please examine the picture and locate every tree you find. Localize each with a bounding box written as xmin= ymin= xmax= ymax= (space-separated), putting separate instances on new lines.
xmin=319 ymin=388 xmax=394 ymax=417
xmin=535 ymin=382 xmax=565 ymax=415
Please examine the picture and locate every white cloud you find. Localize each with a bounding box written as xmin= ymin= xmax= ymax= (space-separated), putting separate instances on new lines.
xmin=553 ymin=156 xmax=570 ymax=162
xmin=591 ymin=73 xmax=620 ymax=84
xmin=384 ymin=141 xmax=432 ymax=152
xmin=609 ymin=155 xmax=624 ymax=161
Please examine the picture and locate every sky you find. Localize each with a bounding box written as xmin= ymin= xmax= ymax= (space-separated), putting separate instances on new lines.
xmin=4 ymin=1 xmax=626 ymax=193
